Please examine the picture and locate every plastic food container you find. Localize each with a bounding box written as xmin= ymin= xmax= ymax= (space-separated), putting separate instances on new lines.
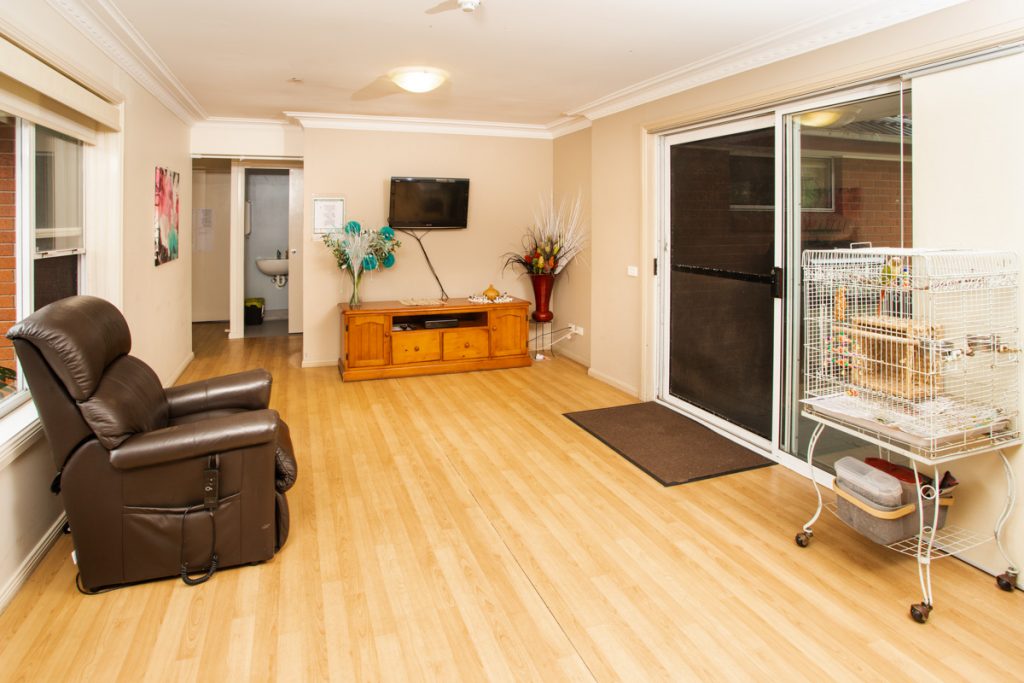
xmin=834 ymin=456 xmax=903 ymax=507
xmin=834 ymin=481 xmax=952 ymax=545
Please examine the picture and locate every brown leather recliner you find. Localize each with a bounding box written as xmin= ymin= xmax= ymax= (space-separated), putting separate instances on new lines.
xmin=7 ymin=295 xmax=297 ymax=592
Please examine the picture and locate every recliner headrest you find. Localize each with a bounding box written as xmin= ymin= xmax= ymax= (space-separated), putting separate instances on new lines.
xmin=6 ymin=295 xmax=132 ymax=401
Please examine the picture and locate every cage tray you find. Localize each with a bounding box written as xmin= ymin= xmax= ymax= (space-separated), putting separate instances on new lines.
xmin=802 ymin=393 xmax=1009 ymax=451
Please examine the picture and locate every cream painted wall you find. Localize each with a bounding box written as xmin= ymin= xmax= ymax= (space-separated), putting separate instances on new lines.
xmin=192 ymin=161 xmax=231 ymax=321
xmin=552 ymin=128 xmax=592 ymax=366
xmin=301 ymin=128 xmax=552 ymax=365
xmin=587 ymin=0 xmax=1024 ymax=398
xmin=120 ymin=76 xmax=193 ymax=383
xmin=0 ymin=437 xmax=64 ymax=610
xmin=191 ymin=121 xmax=303 ymax=159
xmin=913 ymin=52 xmax=1024 ymax=585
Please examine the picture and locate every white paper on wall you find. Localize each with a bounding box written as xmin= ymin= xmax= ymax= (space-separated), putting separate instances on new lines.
xmin=195 ymin=208 xmax=214 ymax=252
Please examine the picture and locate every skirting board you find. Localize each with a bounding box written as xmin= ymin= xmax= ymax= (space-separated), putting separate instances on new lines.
xmin=166 ymin=352 xmax=196 ymax=387
xmin=587 ymin=367 xmax=639 ymax=398
xmin=0 ymin=513 xmax=65 ymax=616
xmin=301 ymin=359 xmax=338 ymax=369
xmin=555 ymin=347 xmax=589 ymax=368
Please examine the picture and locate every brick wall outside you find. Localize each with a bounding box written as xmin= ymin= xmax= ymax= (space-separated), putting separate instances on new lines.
xmin=803 ymin=157 xmax=913 ymax=248
xmin=0 ymin=119 xmax=16 ymax=389
xmin=671 ymin=145 xmax=775 ymax=275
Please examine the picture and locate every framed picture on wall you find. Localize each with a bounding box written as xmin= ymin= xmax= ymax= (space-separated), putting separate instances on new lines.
xmin=800 ymin=157 xmax=835 ymax=212
xmin=313 ymin=196 xmax=345 ymax=234
xmin=728 ymin=154 xmax=774 ymax=211
xmin=154 ymin=166 xmax=181 ymax=265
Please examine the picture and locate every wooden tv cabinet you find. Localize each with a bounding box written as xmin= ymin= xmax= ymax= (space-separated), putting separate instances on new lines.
xmin=338 ymin=297 xmax=531 ymax=381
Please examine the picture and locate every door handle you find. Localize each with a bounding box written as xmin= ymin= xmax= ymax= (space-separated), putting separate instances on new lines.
xmin=770 ymin=266 xmax=784 ymax=300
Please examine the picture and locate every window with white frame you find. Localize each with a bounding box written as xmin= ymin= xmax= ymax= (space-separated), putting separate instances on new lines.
xmin=0 ymin=111 xmax=85 ymax=412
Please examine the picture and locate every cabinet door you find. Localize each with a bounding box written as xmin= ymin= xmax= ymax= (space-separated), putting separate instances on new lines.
xmin=490 ymin=307 xmax=528 ymax=357
xmin=345 ymin=314 xmax=389 ymax=368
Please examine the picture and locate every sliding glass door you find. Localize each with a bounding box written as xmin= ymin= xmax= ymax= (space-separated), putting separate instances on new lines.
xmin=657 ymin=86 xmax=912 ymax=470
xmin=781 ymin=89 xmax=913 ymax=469
xmin=660 ymin=117 xmax=781 ymax=447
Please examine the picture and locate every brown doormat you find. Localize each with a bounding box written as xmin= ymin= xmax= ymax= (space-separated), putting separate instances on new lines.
xmin=564 ymin=402 xmax=773 ymax=487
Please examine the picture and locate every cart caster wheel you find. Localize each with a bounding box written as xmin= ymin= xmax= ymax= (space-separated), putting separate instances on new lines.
xmin=996 ymin=572 xmax=1017 ymax=592
xmin=910 ymin=603 xmax=932 ymax=624
xmin=795 ymin=531 xmax=812 ymax=548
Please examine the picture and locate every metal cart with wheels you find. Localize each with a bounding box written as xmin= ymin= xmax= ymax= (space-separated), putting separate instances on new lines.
xmin=796 ymin=248 xmax=1020 ymax=623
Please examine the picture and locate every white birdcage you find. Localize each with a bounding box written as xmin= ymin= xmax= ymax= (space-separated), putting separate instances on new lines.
xmin=802 ymin=248 xmax=1021 ymax=462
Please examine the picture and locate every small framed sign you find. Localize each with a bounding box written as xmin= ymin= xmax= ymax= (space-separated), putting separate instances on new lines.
xmin=313 ymin=196 xmax=345 ymax=234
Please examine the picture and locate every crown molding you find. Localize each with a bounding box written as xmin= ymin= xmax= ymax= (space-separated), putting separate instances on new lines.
xmin=567 ymin=0 xmax=965 ymax=120
xmin=547 ymin=116 xmax=591 ymax=139
xmin=284 ymin=112 xmax=556 ymax=139
xmin=200 ymin=116 xmax=299 ymax=129
xmin=46 ymin=0 xmax=206 ymax=124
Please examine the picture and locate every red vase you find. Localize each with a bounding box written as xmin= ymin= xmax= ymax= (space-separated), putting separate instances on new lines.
xmin=530 ymin=273 xmax=554 ymax=322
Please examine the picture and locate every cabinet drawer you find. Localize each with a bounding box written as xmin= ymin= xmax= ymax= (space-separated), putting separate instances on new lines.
xmin=443 ymin=328 xmax=489 ymax=360
xmin=391 ymin=330 xmax=441 ymax=364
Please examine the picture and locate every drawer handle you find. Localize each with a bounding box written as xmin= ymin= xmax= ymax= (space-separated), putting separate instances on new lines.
xmin=464 ymin=342 xmax=470 ymax=349
xmin=414 ymin=345 xmax=420 ymax=352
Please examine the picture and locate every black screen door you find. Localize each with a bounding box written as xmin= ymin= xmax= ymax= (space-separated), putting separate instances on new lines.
xmin=664 ymin=124 xmax=778 ymax=440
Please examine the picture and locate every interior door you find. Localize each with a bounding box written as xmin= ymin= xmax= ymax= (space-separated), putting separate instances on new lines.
xmin=661 ymin=118 xmax=781 ymax=444
xmin=288 ymin=169 xmax=303 ymax=333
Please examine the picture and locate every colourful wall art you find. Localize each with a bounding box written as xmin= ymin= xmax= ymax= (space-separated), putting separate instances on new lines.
xmin=154 ymin=166 xmax=180 ymax=265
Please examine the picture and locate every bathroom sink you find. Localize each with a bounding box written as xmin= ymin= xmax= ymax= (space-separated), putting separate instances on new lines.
xmin=256 ymin=258 xmax=288 ymax=276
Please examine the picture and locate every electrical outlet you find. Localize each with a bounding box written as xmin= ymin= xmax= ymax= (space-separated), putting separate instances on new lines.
xmin=575 ymin=325 xmax=584 ymax=336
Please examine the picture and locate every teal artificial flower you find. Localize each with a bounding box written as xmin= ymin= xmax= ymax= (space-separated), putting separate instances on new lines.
xmin=363 ymin=253 xmax=378 ymax=271
xmin=380 ymin=226 xmax=395 ymax=241
xmin=344 ymin=220 xmax=361 ymax=234
xmin=383 ymin=252 xmax=396 ymax=268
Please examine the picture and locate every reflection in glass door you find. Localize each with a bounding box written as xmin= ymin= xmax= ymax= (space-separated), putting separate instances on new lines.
xmin=662 ymin=121 xmax=779 ymax=442
xmin=784 ymin=89 xmax=913 ymax=469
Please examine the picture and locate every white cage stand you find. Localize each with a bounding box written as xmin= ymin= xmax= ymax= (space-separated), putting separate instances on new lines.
xmin=795 ymin=248 xmax=1020 ymax=624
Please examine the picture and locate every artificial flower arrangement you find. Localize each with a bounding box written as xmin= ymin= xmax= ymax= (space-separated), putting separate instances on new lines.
xmin=503 ymin=193 xmax=585 ymax=276
xmin=322 ymin=220 xmax=401 ymax=305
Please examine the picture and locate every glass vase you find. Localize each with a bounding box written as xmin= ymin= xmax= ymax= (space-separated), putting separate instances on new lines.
xmin=348 ymin=267 xmax=363 ymax=307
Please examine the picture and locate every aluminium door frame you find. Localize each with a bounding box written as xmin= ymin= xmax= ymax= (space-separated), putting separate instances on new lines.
xmin=655 ymin=113 xmax=782 ymax=460
xmin=774 ymin=81 xmax=906 ymax=480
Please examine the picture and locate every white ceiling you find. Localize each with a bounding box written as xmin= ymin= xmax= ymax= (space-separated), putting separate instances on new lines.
xmin=57 ymin=0 xmax=963 ymax=127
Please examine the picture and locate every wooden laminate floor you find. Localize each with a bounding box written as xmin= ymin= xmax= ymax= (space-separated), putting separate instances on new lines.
xmin=1 ymin=324 xmax=1021 ymax=681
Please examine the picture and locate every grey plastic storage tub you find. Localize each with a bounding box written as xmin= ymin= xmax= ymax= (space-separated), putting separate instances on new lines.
xmin=834 ymin=481 xmax=951 ymax=546
xmin=834 ymin=456 xmax=903 ymax=507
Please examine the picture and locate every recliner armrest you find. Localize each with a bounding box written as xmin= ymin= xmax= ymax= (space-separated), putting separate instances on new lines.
xmin=165 ymin=369 xmax=272 ymax=417
xmin=110 ymin=409 xmax=280 ymax=470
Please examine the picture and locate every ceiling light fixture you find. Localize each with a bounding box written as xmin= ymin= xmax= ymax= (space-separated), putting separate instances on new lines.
xmin=798 ymin=110 xmax=843 ymax=128
xmin=388 ymin=66 xmax=448 ymax=93
xmin=458 ymin=0 xmax=481 ymax=11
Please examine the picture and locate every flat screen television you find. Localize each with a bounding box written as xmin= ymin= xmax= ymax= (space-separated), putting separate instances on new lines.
xmin=388 ymin=177 xmax=469 ymax=229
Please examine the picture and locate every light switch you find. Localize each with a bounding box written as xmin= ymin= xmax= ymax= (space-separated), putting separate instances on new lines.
xmin=627 ymin=265 xmax=639 ymax=277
